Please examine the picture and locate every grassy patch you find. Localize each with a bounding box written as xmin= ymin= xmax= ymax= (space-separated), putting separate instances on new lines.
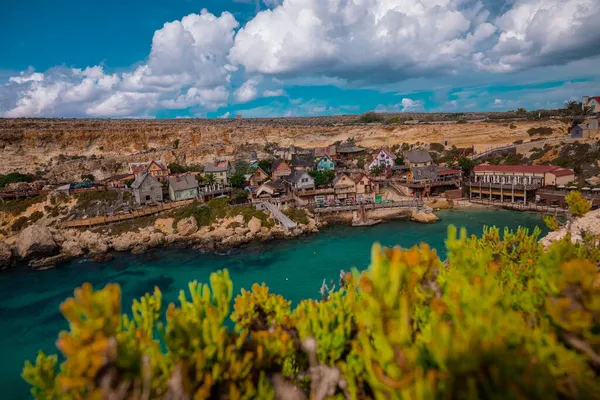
xmin=75 ymin=190 xmax=119 ymax=208
xmin=283 ymin=207 xmax=309 ymax=225
xmin=93 ymin=215 xmax=158 ymax=237
xmin=11 ymin=216 xmax=30 ymax=232
xmin=527 ymin=127 xmax=553 ymax=137
xmin=172 ymin=198 xmax=274 ymax=228
xmin=0 ymin=196 xmax=45 ymax=216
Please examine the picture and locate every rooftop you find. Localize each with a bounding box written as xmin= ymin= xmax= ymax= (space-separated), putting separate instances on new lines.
xmin=169 ymin=175 xmax=198 ymax=191
xmin=404 ymin=150 xmax=432 ymax=164
xmin=474 ymin=165 xmax=567 ymax=174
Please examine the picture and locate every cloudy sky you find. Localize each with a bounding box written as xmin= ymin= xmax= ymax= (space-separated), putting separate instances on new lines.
xmin=1 ymin=0 xmax=599 ymax=118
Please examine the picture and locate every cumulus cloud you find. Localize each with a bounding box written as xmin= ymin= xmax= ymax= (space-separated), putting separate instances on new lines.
xmin=376 ymin=97 xmax=425 ymax=112
xmin=1 ymin=9 xmax=238 ymax=117
xmin=2 ymin=0 xmax=599 ymax=117
xmin=229 ymin=0 xmax=496 ymax=80
xmin=234 ymin=77 xmax=262 ymax=103
xmin=263 ymin=89 xmax=286 ymax=97
xmin=474 ymin=0 xmax=600 ymax=72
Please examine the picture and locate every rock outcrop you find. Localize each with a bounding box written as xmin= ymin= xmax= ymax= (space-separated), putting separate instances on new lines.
xmin=15 ymin=225 xmax=58 ymax=259
xmin=540 ymin=209 xmax=600 ymax=247
xmin=411 ymin=210 xmax=440 ymax=224
xmin=0 ymin=241 xmax=13 ymax=269
xmin=176 ymin=217 xmax=198 ymax=236
xmin=248 ymin=217 xmax=262 ymax=234
xmin=155 ymin=218 xmax=175 ymax=234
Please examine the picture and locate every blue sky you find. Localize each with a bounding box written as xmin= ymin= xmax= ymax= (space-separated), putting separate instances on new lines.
xmin=1 ymin=0 xmax=599 ymax=118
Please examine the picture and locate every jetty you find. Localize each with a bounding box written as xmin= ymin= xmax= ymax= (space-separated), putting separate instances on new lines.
xmin=260 ymin=202 xmax=298 ymax=230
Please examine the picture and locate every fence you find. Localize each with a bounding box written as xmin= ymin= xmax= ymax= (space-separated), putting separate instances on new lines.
xmin=61 ymin=199 xmax=194 ymax=229
xmin=469 ymin=199 xmax=568 ymax=215
xmin=315 ymin=199 xmax=423 ymax=214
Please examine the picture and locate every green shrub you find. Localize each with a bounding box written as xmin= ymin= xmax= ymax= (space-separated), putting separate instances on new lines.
xmin=29 ymin=211 xmax=43 ymax=223
xmin=513 ymin=139 xmax=523 ymax=144
xmin=11 ymin=216 xmax=29 ymax=231
xmin=0 ymin=172 xmax=34 ymax=189
xmin=75 ymin=190 xmax=118 ymax=209
xmin=429 ymin=142 xmax=445 ymax=152
xmin=23 ymin=226 xmax=600 ymax=399
xmin=283 ymin=207 xmax=309 ymax=225
xmin=356 ymin=111 xmax=384 ymax=123
xmin=0 ymin=196 xmax=45 ymax=216
xmin=456 ymin=119 xmax=467 ymax=124
xmin=527 ymin=126 xmax=553 ymax=136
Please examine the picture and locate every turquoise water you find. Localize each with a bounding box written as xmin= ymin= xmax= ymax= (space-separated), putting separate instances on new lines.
xmin=0 ymin=209 xmax=547 ymax=398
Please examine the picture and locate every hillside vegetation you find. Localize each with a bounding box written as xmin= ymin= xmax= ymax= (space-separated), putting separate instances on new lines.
xmin=24 ymin=221 xmax=600 ymax=399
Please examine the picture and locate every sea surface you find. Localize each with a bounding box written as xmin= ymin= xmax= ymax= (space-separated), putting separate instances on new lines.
xmin=0 ymin=209 xmax=548 ymax=398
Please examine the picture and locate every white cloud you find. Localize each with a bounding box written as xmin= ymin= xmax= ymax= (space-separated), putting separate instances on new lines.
xmin=494 ymin=98 xmax=503 ymax=105
xmin=230 ymin=0 xmax=495 ymax=80
xmin=219 ymin=111 xmax=231 ymax=118
xmin=474 ymin=0 xmax=600 ymax=72
xmin=1 ymin=9 xmax=238 ymax=117
xmin=375 ymin=97 xmax=424 ymax=112
xmin=263 ymin=89 xmax=286 ymax=97
xmin=234 ymin=76 xmax=262 ymax=103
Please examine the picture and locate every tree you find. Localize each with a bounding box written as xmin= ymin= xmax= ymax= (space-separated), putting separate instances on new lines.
xmin=565 ymin=190 xmax=591 ymax=218
xmin=234 ymin=161 xmax=251 ymax=176
xmin=458 ymin=157 xmax=476 ymax=179
xmin=81 ymin=174 xmax=95 ymax=182
xmin=0 ymin=172 xmax=34 ymax=189
xmin=516 ymin=107 xmax=527 ymax=114
xmin=309 ymin=170 xmax=335 ymax=187
xmin=231 ymin=189 xmax=250 ymax=204
xmin=23 ymin=227 xmax=600 ymax=399
xmin=356 ymin=157 xmax=365 ymax=169
xmin=204 ymin=173 xmax=216 ymax=185
xmin=394 ymin=156 xmax=405 ymax=165
xmin=258 ymin=160 xmax=273 ymax=174
xmin=356 ymin=112 xmax=384 ymax=123
xmin=230 ymin=173 xmax=246 ymax=188
xmin=369 ymin=165 xmax=385 ymax=176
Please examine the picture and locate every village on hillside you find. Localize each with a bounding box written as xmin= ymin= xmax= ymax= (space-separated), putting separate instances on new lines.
xmin=1 ymin=98 xmax=599 ymax=239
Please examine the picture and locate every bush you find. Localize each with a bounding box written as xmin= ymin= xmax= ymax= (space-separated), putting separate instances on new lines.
xmin=565 ymin=191 xmax=591 ymax=217
xmin=355 ymin=111 xmax=384 ymax=123
xmin=456 ymin=119 xmax=467 ymax=124
xmin=75 ymin=190 xmax=118 ymax=209
xmin=527 ymin=127 xmax=553 ymax=136
xmin=23 ymin=226 xmax=600 ymax=399
xmin=513 ymin=139 xmax=523 ymax=144
xmin=283 ymin=207 xmax=309 ymax=225
xmin=0 ymin=172 xmax=34 ymax=189
xmin=0 ymin=196 xmax=45 ymax=216
xmin=509 ymin=123 xmax=517 ymax=129
xmin=29 ymin=211 xmax=43 ymax=223
xmin=429 ymin=142 xmax=445 ymax=152
xmin=11 ymin=216 xmax=29 ymax=231
xmin=81 ymin=174 xmax=95 ymax=182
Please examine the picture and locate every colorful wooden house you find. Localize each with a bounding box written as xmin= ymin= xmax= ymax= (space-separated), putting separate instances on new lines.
xmin=271 ymin=160 xmax=292 ymax=179
xmin=316 ymin=155 xmax=336 ymax=171
xmin=130 ymin=160 xmax=170 ymax=182
xmin=249 ymin=167 xmax=269 ymax=186
xmin=333 ymin=174 xmax=357 ymax=201
xmin=168 ymin=175 xmax=199 ymax=201
xmin=368 ymin=149 xmax=397 ymax=170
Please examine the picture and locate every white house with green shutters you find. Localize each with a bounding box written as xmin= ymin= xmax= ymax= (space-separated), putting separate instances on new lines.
xmin=168 ymin=175 xmax=199 ymax=201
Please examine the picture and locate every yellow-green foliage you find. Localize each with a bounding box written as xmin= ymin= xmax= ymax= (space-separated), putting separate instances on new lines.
xmin=565 ymin=191 xmax=591 ymax=218
xmin=23 ymin=226 xmax=600 ymax=399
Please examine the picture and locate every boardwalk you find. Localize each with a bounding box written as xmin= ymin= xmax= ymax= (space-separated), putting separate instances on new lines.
xmin=261 ymin=202 xmax=297 ymax=230
xmin=61 ymin=200 xmax=194 ymax=229
xmin=314 ymin=199 xmax=423 ymax=214
xmin=469 ymin=199 xmax=568 ymax=215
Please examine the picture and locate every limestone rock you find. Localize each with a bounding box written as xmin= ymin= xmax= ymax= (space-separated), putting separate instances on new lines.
xmin=15 ymin=225 xmax=58 ymax=259
xmin=225 ymin=215 xmax=245 ymax=227
xmin=0 ymin=241 xmax=14 ymax=269
xmin=177 ymin=217 xmax=198 ymax=236
xmin=235 ymin=227 xmax=250 ymax=236
xmin=155 ymin=218 xmax=175 ymax=234
xmin=411 ymin=210 xmax=440 ymax=224
xmin=293 ymin=228 xmax=303 ymax=236
xmin=248 ymin=217 xmax=262 ymax=234
xmin=111 ymin=232 xmax=138 ymax=252
xmin=61 ymin=241 xmax=84 ymax=257
xmin=540 ymin=209 xmax=600 ymax=247
xmin=29 ymin=254 xmax=70 ymax=270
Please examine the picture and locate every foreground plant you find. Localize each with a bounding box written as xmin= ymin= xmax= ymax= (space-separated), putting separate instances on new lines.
xmin=23 ymin=225 xmax=600 ymax=399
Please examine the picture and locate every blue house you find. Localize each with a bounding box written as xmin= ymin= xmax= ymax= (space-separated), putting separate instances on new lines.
xmin=316 ymin=155 xmax=336 ymax=171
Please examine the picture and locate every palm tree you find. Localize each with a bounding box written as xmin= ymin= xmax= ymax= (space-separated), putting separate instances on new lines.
xmin=205 ymin=173 xmax=216 ymax=185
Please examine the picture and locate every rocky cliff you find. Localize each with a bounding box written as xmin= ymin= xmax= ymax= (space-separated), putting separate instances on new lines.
xmin=0 ymin=117 xmax=568 ymax=181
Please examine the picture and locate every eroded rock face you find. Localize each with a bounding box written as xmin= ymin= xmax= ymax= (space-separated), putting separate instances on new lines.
xmin=61 ymin=241 xmax=84 ymax=258
xmin=15 ymin=225 xmax=58 ymax=259
xmin=177 ymin=217 xmax=198 ymax=236
xmin=411 ymin=210 xmax=440 ymax=224
xmin=248 ymin=217 xmax=262 ymax=234
xmin=0 ymin=241 xmax=14 ymax=269
xmin=540 ymin=209 xmax=600 ymax=247
xmin=155 ymin=218 xmax=175 ymax=234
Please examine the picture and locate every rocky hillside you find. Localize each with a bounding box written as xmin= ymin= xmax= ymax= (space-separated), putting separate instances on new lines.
xmin=0 ymin=116 xmax=570 ymax=181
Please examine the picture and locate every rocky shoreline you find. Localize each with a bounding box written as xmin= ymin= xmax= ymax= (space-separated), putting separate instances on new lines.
xmin=0 ymin=213 xmax=326 ymax=270
xmin=0 ymin=204 xmax=453 ymax=270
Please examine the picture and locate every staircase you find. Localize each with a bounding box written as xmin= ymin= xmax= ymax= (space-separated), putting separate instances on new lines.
xmin=388 ymin=182 xmax=410 ymax=197
xmin=261 ymin=202 xmax=297 ymax=230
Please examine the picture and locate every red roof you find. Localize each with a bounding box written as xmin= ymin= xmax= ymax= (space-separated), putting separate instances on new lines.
xmin=549 ymin=169 xmax=575 ymax=177
xmin=474 ymin=165 xmax=562 ymax=173
xmin=437 ymin=169 xmax=461 ymax=175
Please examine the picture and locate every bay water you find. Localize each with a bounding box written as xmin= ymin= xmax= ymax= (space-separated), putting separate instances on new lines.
xmin=0 ymin=209 xmax=548 ymax=398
